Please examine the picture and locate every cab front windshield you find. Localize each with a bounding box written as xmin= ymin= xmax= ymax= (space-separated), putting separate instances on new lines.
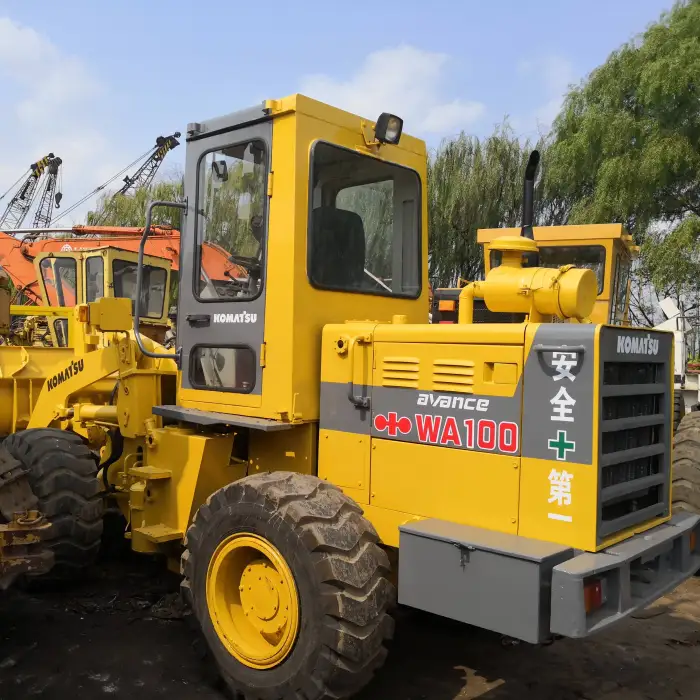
xmin=40 ymin=257 xmax=77 ymax=306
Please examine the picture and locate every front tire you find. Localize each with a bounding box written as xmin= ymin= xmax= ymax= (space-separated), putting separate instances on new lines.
xmin=182 ymin=472 xmax=395 ymax=700
xmin=3 ymin=428 xmax=103 ymax=578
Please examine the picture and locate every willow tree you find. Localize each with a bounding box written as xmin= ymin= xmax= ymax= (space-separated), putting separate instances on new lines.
xmin=548 ymin=0 xmax=700 ymax=323
xmin=87 ymin=178 xmax=184 ymax=228
xmin=427 ymin=125 xmax=555 ymax=288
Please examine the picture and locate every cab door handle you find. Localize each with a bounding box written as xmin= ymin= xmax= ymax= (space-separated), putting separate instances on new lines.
xmin=347 ymin=335 xmax=372 ymax=410
xmin=186 ymin=314 xmax=211 ymax=327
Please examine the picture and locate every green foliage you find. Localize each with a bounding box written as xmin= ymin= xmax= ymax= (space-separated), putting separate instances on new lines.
xmin=87 ymin=179 xmax=184 ymax=228
xmin=641 ymin=216 xmax=700 ymax=291
xmin=546 ymin=0 xmax=700 ymax=323
xmin=549 ymin=0 xmax=700 ymax=236
xmin=427 ymin=124 xmax=554 ymax=287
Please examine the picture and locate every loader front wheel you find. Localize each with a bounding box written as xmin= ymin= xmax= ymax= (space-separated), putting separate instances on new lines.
xmin=3 ymin=428 xmax=103 ymax=578
xmin=182 ymin=472 xmax=395 ymax=700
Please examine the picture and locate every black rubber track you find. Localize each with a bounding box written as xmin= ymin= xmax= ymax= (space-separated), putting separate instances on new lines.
xmin=181 ymin=472 xmax=395 ymax=700
xmin=3 ymin=428 xmax=103 ymax=578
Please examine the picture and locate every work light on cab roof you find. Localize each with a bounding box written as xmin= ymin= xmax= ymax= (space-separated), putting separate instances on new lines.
xmin=374 ymin=112 xmax=403 ymax=144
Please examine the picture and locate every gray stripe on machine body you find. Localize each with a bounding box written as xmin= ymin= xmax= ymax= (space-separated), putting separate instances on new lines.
xmin=319 ymin=380 xmax=372 ymax=434
xmin=320 ymin=380 xmax=522 ymax=456
xmin=371 ymin=385 xmax=522 ymax=455
xmin=521 ymin=324 xmax=597 ymax=465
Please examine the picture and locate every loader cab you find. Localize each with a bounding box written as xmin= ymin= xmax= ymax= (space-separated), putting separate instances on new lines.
xmin=33 ymin=248 xmax=171 ymax=346
xmin=478 ymin=224 xmax=636 ymax=325
xmin=170 ymin=94 xmax=429 ymax=421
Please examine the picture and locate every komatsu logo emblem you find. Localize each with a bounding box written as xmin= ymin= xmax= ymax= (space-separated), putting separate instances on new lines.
xmin=616 ymin=334 xmax=659 ymax=356
xmin=213 ymin=312 xmax=257 ymax=324
xmin=47 ymin=359 xmax=84 ymax=392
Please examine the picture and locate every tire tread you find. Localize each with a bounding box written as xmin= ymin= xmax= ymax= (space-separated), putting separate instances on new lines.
xmin=183 ymin=472 xmax=394 ymax=700
xmin=3 ymin=428 xmax=103 ymax=577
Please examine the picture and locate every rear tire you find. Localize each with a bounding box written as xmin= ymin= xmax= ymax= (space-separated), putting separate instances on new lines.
xmin=672 ymin=412 xmax=700 ymax=514
xmin=182 ymin=472 xmax=395 ymax=700
xmin=3 ymin=428 xmax=103 ymax=579
xmin=674 ymin=392 xmax=686 ymax=434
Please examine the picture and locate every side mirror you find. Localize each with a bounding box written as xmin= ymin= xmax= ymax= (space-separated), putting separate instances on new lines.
xmin=212 ymin=160 xmax=228 ymax=184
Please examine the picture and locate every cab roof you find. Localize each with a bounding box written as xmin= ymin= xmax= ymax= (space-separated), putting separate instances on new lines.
xmin=477 ymin=223 xmax=633 ymax=245
xmin=189 ymin=94 xmax=427 ymax=158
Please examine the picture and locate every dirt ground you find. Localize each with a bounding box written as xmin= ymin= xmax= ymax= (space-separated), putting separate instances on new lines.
xmin=1 ymin=551 xmax=699 ymax=700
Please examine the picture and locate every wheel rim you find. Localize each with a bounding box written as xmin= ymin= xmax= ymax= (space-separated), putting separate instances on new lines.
xmin=206 ymin=533 xmax=299 ymax=669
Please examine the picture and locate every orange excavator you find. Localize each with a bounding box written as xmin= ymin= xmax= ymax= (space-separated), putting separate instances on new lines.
xmin=0 ymin=225 xmax=244 ymax=304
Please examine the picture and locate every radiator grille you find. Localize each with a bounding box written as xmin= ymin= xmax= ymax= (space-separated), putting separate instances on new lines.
xmin=598 ymin=356 xmax=670 ymax=542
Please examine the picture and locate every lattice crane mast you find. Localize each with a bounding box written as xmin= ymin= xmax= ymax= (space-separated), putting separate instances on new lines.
xmin=91 ymin=132 xmax=180 ymax=225
xmin=0 ymin=154 xmax=62 ymax=230
xmin=32 ymin=156 xmax=63 ymax=228
xmin=117 ymin=132 xmax=181 ymax=196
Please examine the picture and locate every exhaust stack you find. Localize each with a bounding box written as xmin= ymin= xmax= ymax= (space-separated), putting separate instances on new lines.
xmin=521 ymin=150 xmax=540 ymax=240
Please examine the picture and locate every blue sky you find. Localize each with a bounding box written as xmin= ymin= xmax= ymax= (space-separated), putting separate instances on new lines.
xmin=0 ymin=0 xmax=675 ymax=223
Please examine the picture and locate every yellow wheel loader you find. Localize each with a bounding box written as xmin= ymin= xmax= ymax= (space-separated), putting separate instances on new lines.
xmin=6 ymin=246 xmax=172 ymax=349
xmin=0 ymin=96 xmax=696 ymax=698
xmin=0 ymin=270 xmax=55 ymax=588
xmin=0 ymin=246 xmax=173 ymax=584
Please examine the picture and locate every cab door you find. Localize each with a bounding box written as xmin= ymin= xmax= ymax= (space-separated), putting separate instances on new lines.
xmin=177 ymin=113 xmax=271 ymax=408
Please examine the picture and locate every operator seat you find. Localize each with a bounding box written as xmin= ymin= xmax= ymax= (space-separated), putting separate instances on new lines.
xmin=310 ymin=207 xmax=366 ymax=289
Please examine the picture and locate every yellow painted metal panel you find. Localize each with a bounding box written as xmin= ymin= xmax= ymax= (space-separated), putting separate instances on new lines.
xmin=369 ymin=438 xmax=520 ymax=536
xmin=249 ymin=423 xmax=317 ymax=476
xmin=178 ymin=387 xmax=264 ymax=413
xmin=517 ymin=456 xmax=599 ymax=551
xmin=372 ymin=322 xmax=526 ymax=346
xmin=130 ymin=429 xmax=237 ymax=553
xmin=318 ymin=428 xmax=370 ymax=503
xmin=266 ymin=94 xmax=427 ymax=157
xmin=319 ymin=323 xmax=376 ymax=386
xmin=373 ymin=341 xmax=521 ymax=397
xmin=477 ymin=224 xmax=626 ymax=244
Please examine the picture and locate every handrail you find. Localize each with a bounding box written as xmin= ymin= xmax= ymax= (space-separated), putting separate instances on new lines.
xmin=134 ymin=200 xmax=187 ymax=361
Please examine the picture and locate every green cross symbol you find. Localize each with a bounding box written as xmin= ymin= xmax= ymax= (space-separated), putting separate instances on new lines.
xmin=548 ymin=430 xmax=575 ymax=461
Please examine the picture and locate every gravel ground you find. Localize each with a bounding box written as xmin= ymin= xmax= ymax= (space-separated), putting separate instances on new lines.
xmin=0 ymin=552 xmax=699 ymax=700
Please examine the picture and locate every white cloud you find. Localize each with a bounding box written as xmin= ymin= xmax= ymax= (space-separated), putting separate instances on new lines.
xmin=0 ymin=17 xmax=120 ymax=226
xmin=514 ymin=56 xmax=575 ymax=136
xmin=300 ymin=45 xmax=485 ymax=138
